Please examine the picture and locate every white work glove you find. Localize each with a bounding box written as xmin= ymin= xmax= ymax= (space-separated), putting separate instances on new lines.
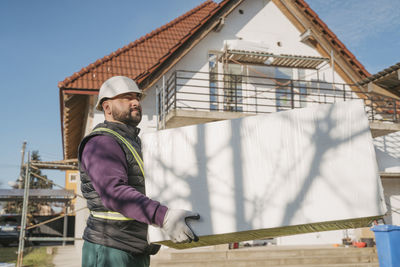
xmin=161 ymin=209 xmax=200 ymax=243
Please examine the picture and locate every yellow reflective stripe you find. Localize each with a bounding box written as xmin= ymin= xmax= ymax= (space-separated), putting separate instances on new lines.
xmin=93 ymin=128 xmax=144 ymax=169
xmin=91 ymin=211 xmax=134 ymax=221
xmin=93 ymin=127 xmax=145 ymax=177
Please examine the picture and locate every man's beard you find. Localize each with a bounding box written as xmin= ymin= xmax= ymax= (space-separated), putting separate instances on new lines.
xmin=112 ymin=107 xmax=142 ymax=127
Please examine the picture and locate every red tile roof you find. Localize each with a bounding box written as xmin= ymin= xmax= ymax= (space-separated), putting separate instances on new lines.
xmin=294 ymin=0 xmax=370 ymax=78
xmin=58 ymin=0 xmax=221 ymax=90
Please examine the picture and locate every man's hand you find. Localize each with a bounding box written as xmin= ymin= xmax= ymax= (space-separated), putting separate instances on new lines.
xmin=161 ymin=209 xmax=200 ymax=243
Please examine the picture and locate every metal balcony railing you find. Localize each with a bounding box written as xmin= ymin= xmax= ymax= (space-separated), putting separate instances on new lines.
xmin=157 ymin=70 xmax=400 ymax=127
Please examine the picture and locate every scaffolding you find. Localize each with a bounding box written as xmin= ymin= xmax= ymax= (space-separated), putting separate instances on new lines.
xmin=3 ymin=153 xmax=86 ymax=267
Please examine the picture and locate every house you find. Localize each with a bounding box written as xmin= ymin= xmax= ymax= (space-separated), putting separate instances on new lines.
xmin=58 ymin=0 xmax=400 ymax=249
xmin=358 ymin=62 xmax=400 ymax=229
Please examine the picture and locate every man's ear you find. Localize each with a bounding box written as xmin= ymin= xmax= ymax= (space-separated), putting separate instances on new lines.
xmin=102 ymin=100 xmax=112 ymax=116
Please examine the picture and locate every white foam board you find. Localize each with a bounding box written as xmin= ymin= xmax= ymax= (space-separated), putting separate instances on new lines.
xmin=143 ymin=100 xmax=387 ymax=249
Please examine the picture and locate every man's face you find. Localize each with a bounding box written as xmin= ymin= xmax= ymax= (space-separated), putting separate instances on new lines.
xmin=106 ymin=92 xmax=142 ymax=127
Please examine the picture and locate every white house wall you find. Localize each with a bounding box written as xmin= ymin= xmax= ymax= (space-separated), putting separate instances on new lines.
xmin=374 ymin=132 xmax=400 ymax=173
xmin=374 ymin=132 xmax=400 ymax=226
xmin=381 ymin=178 xmax=400 ymax=226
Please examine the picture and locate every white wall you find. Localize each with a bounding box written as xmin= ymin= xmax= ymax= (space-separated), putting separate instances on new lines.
xmin=74 ymin=184 xmax=88 ymax=261
xmin=92 ymin=95 xmax=104 ymax=132
xmin=374 ymin=131 xmax=400 ymax=226
xmin=374 ymin=132 xmax=400 ymax=173
xmin=381 ymin=178 xmax=400 ymax=225
xmin=277 ymin=229 xmax=353 ymax=246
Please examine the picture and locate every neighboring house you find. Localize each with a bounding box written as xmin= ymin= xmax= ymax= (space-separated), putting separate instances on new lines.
xmin=358 ymin=62 xmax=400 ymax=229
xmin=58 ymin=0 xmax=400 ymax=248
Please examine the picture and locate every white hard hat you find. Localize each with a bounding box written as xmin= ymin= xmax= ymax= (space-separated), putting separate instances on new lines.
xmin=96 ymin=76 xmax=144 ymax=111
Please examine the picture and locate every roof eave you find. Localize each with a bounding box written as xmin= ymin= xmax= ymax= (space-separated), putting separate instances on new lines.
xmin=60 ymin=88 xmax=96 ymax=160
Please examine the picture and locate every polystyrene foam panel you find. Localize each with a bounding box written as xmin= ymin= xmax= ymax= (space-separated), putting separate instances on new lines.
xmin=143 ymin=100 xmax=387 ymax=249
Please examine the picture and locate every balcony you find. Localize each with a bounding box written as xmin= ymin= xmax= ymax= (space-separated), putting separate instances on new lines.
xmin=157 ymin=70 xmax=400 ymax=137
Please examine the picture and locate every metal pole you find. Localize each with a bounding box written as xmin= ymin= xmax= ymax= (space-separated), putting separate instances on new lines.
xmin=18 ymin=141 xmax=27 ymax=189
xmin=17 ymin=152 xmax=31 ymax=267
xmin=290 ymin=80 xmax=294 ymax=109
xmin=331 ymin=50 xmax=335 ymax=85
xmin=371 ymin=98 xmax=375 ymax=121
xmin=156 ymin=86 xmax=160 ymax=131
xmin=62 ymin=203 xmax=69 ymax=246
xmin=162 ymin=75 xmax=166 ymax=129
xmin=235 ymin=76 xmax=238 ymax=112
xmin=255 ymin=75 xmax=258 ymax=114
xmin=174 ymin=71 xmax=177 ymax=110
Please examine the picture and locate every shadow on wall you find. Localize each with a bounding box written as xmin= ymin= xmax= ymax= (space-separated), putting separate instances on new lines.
xmin=276 ymin=103 xmax=371 ymax=226
xmin=374 ymin=132 xmax=400 ymax=172
xmin=144 ymin=101 xmax=382 ymax=242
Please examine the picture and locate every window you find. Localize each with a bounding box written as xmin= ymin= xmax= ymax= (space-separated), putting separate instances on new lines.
xmin=297 ymin=69 xmax=307 ymax=108
xmin=224 ymin=63 xmax=243 ymax=112
xmin=69 ymin=173 xmax=78 ymax=183
xmin=275 ymin=67 xmax=293 ymax=111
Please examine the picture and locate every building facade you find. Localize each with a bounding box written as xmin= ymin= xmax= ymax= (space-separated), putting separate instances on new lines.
xmin=59 ymin=0 xmax=400 ymax=247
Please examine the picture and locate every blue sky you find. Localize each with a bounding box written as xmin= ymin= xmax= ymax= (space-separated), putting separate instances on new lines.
xmin=0 ymin=0 xmax=399 ymax=189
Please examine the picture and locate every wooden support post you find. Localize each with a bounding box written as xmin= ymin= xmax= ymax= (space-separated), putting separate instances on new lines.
xmin=18 ymin=141 xmax=26 ymax=189
xmin=63 ymin=202 xmax=69 ymax=246
xmin=17 ymin=152 xmax=30 ymax=267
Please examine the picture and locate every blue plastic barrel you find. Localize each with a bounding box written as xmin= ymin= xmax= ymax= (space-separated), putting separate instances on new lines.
xmin=371 ymin=225 xmax=400 ymax=267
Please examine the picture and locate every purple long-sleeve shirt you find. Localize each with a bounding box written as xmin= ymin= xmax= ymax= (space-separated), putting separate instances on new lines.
xmin=81 ymin=135 xmax=167 ymax=227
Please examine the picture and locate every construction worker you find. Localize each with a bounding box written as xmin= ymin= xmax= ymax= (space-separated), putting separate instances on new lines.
xmin=78 ymin=76 xmax=200 ymax=267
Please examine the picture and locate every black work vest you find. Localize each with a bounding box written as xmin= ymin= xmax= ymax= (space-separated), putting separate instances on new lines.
xmin=78 ymin=121 xmax=159 ymax=255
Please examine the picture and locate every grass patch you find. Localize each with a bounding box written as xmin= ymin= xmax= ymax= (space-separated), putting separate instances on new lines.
xmin=0 ymin=247 xmax=18 ymax=263
xmin=0 ymin=246 xmax=55 ymax=266
xmin=23 ymin=247 xmax=55 ymax=267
